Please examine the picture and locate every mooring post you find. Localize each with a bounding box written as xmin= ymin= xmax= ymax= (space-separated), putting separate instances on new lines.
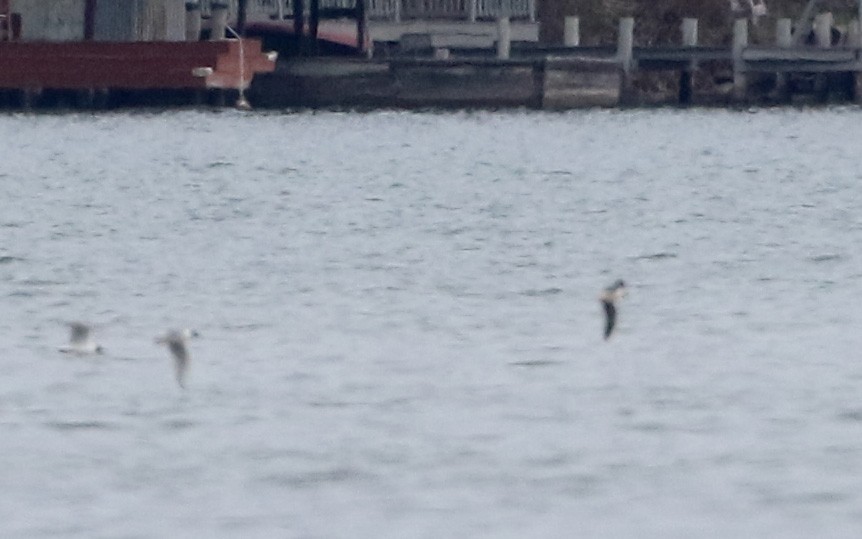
xmin=310 ymin=0 xmax=320 ymax=55
xmin=813 ymin=12 xmax=833 ymax=47
xmin=775 ymin=18 xmax=792 ymax=102
xmin=497 ymin=16 xmax=511 ymax=59
xmin=185 ymin=1 xmax=201 ymax=41
xmin=617 ymin=17 xmax=635 ymax=101
xmin=848 ymin=19 xmax=861 ymax=47
xmin=732 ymin=18 xmax=748 ymax=102
xmin=237 ymin=0 xmax=248 ymax=35
xmin=357 ymin=0 xmax=369 ymax=58
xmin=679 ymin=18 xmax=698 ymax=104
xmin=209 ymin=1 xmax=228 ymax=40
xmin=776 ymin=18 xmax=793 ymax=47
xmin=681 ymin=18 xmax=698 ymax=49
xmin=854 ymin=18 xmax=862 ymax=104
xmin=294 ymin=0 xmax=305 ymax=53
xmin=564 ymin=16 xmax=580 ymax=46
xmin=813 ymin=13 xmax=833 ymax=101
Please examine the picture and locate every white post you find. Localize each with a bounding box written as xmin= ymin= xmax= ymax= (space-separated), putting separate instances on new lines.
xmin=849 ymin=19 xmax=862 ymax=47
xmin=681 ymin=18 xmax=697 ymax=48
xmin=210 ymin=1 xmax=229 ymax=40
xmin=732 ymin=18 xmax=748 ymax=101
xmin=681 ymin=17 xmax=697 ymax=69
xmin=679 ymin=18 xmax=697 ymax=103
xmin=564 ymin=16 xmax=580 ymax=46
xmin=185 ymin=1 xmax=202 ymax=41
xmin=496 ymin=16 xmax=511 ymax=59
xmin=775 ymin=18 xmax=792 ymax=100
xmin=856 ymin=0 xmax=862 ymax=104
xmin=617 ymin=17 xmax=634 ymax=75
xmin=277 ymin=0 xmax=285 ymax=19
xmin=776 ymin=18 xmax=792 ymax=48
xmin=468 ymin=0 xmax=477 ymax=23
xmin=814 ymin=12 xmax=833 ymax=48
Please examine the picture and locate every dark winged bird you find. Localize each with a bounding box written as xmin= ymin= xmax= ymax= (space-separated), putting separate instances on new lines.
xmin=600 ymin=279 xmax=626 ymax=340
xmin=156 ymin=328 xmax=199 ymax=388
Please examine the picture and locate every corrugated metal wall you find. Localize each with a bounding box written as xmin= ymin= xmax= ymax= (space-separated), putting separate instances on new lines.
xmin=11 ymin=0 xmax=86 ymax=41
xmin=9 ymin=0 xmax=184 ymax=42
xmin=93 ymin=0 xmax=137 ymax=41
xmin=95 ymin=0 xmax=185 ymax=41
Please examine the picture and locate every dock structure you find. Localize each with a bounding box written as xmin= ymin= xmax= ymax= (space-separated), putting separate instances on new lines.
xmin=237 ymin=0 xmax=862 ymax=109
xmin=2 ymin=0 xmax=862 ymax=109
xmin=249 ymin=18 xmax=862 ymax=109
xmin=0 ymin=0 xmax=276 ymax=109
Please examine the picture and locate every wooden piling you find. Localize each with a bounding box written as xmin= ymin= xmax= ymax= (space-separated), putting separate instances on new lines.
xmin=813 ymin=12 xmax=833 ymax=48
xmin=848 ymin=19 xmax=862 ymax=47
xmin=497 ymin=17 xmax=511 ymax=60
xmin=775 ymin=18 xmax=793 ymax=48
xmin=310 ymin=0 xmax=320 ymax=55
xmin=813 ymin=13 xmax=833 ymax=102
xmin=617 ymin=17 xmax=634 ymax=101
xmin=679 ymin=18 xmax=697 ymax=104
xmin=209 ymin=1 xmax=228 ymax=41
xmin=357 ymin=0 xmax=369 ymax=57
xmin=732 ymin=18 xmax=748 ymax=102
xmin=850 ymin=19 xmax=862 ymax=105
xmin=774 ymin=18 xmax=792 ymax=102
xmin=294 ymin=0 xmax=305 ymax=51
xmin=564 ymin=16 xmax=580 ymax=47
xmin=185 ymin=2 xmax=201 ymax=42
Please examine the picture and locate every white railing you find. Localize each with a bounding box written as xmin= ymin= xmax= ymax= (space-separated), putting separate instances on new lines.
xmin=242 ymin=0 xmax=534 ymax=21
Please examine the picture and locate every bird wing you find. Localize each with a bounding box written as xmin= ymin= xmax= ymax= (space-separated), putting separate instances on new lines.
xmin=68 ymin=322 xmax=90 ymax=344
xmin=169 ymin=339 xmax=189 ymax=389
xmin=168 ymin=339 xmax=187 ymax=363
xmin=602 ymin=299 xmax=616 ymax=340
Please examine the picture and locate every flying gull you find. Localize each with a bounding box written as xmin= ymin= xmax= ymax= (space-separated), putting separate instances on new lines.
xmin=58 ymin=322 xmax=104 ymax=355
xmin=156 ymin=329 xmax=199 ymax=388
xmin=600 ymin=279 xmax=626 ymax=340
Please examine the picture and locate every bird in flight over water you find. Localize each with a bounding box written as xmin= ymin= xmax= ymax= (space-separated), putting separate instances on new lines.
xmin=59 ymin=322 xmax=104 ymax=355
xmin=600 ymin=279 xmax=626 ymax=340
xmin=156 ymin=328 xmax=198 ymax=388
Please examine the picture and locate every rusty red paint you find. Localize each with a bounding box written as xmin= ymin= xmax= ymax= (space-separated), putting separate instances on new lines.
xmin=0 ymin=39 xmax=275 ymax=90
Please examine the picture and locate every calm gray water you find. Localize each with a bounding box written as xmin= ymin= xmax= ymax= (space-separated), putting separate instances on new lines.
xmin=2 ymin=107 xmax=862 ymax=537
